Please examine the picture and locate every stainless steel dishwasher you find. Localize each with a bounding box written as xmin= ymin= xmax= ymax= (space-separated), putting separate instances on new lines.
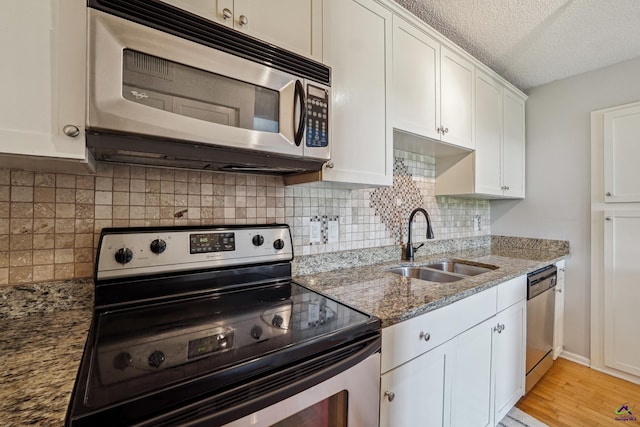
xmin=525 ymin=264 xmax=558 ymax=393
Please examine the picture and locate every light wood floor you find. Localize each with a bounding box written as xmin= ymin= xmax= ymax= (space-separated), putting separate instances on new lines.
xmin=516 ymin=358 xmax=640 ymax=426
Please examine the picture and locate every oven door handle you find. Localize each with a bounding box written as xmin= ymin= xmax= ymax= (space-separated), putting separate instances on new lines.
xmin=294 ymin=79 xmax=306 ymax=147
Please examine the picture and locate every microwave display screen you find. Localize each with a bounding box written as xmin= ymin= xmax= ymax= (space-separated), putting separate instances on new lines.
xmin=121 ymin=49 xmax=279 ymax=133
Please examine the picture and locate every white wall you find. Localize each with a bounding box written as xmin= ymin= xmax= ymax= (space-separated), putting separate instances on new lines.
xmin=491 ymin=56 xmax=640 ymax=359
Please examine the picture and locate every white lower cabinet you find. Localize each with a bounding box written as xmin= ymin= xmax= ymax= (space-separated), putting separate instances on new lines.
xmin=380 ymin=339 xmax=454 ymax=427
xmin=451 ymin=317 xmax=494 ymax=427
xmin=553 ymin=260 xmax=566 ymax=359
xmin=380 ymin=277 xmax=526 ymax=427
xmin=493 ymin=298 xmax=526 ymax=422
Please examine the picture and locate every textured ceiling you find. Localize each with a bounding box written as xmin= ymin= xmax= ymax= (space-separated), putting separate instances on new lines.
xmin=395 ymin=0 xmax=640 ymax=91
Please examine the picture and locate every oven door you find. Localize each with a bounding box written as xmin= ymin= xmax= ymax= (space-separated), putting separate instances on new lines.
xmin=87 ymin=9 xmax=330 ymax=160
xmin=223 ymin=353 xmax=380 ymax=427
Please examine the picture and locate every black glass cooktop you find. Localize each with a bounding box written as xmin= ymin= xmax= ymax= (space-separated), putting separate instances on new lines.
xmin=70 ymin=280 xmax=377 ymax=424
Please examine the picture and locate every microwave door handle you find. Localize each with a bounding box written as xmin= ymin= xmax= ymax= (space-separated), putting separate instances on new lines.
xmin=294 ymin=80 xmax=306 ymax=147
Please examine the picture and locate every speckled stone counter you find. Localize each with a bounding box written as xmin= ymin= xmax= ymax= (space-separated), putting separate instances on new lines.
xmin=0 ymin=309 xmax=92 ymax=426
xmin=294 ymin=246 xmax=569 ymax=327
xmin=0 ymin=237 xmax=568 ymax=425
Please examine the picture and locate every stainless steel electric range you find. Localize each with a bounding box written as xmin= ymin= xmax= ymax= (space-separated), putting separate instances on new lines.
xmin=66 ymin=224 xmax=381 ymax=427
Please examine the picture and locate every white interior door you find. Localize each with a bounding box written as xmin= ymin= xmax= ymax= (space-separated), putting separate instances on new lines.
xmin=604 ymin=211 xmax=640 ymax=376
xmin=604 ymin=105 xmax=640 ymax=202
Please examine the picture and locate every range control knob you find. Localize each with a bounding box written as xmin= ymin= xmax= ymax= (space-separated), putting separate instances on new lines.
xmin=114 ymin=247 xmax=133 ymax=264
xmin=150 ymin=239 xmax=167 ymax=254
xmin=148 ymin=350 xmax=165 ymax=368
xmin=252 ymin=234 xmax=265 ymax=246
xmin=272 ymin=314 xmax=284 ymax=328
xmin=113 ymin=352 xmax=133 ymax=370
xmin=250 ymin=325 xmax=263 ymax=340
xmin=273 ymin=239 xmax=285 ymax=250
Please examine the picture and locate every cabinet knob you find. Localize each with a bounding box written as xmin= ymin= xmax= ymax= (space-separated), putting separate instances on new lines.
xmin=605 ymin=217 xmax=612 ymax=221
xmin=222 ymin=8 xmax=232 ymax=19
xmin=505 ymin=186 xmax=510 ymax=191
xmin=419 ymin=331 xmax=430 ymax=342
xmin=605 ymin=192 xmax=612 ymax=196
xmin=63 ymin=125 xmax=80 ymax=137
xmin=238 ymin=14 xmax=248 ymax=26
xmin=557 ymin=288 xmax=563 ymax=293
xmin=494 ymin=323 xmax=505 ymax=333
xmin=443 ymin=127 xmax=449 ymax=134
xmin=325 ymin=161 xmax=334 ymax=169
xmin=384 ymin=391 xmax=395 ymax=402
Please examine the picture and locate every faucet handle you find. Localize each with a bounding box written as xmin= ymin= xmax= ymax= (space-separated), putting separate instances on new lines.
xmin=415 ymin=243 xmax=424 ymax=250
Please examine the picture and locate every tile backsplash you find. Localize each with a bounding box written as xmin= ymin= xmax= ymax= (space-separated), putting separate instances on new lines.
xmin=0 ymin=150 xmax=489 ymax=285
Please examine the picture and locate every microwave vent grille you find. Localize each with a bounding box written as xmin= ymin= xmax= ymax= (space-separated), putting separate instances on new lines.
xmin=127 ymin=50 xmax=171 ymax=78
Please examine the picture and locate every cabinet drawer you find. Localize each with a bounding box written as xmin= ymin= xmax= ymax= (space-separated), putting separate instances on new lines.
xmin=496 ymin=275 xmax=526 ymax=312
xmin=381 ymin=287 xmax=497 ymax=373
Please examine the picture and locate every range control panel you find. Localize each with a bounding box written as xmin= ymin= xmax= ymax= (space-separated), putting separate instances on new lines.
xmin=96 ymin=225 xmax=293 ymax=281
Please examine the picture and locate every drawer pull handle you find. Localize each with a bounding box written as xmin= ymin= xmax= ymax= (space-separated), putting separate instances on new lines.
xmin=419 ymin=331 xmax=430 ymax=342
xmin=384 ymin=391 xmax=395 ymax=402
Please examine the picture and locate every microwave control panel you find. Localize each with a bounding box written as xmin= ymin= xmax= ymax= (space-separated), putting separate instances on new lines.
xmin=306 ymin=84 xmax=329 ymax=148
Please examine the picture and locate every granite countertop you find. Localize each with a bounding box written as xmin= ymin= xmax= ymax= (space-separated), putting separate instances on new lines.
xmin=0 ymin=242 xmax=568 ymax=425
xmin=294 ymin=247 xmax=569 ymax=327
xmin=0 ymin=309 xmax=92 ymax=426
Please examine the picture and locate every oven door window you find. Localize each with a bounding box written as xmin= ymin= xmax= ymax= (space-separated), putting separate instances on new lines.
xmin=122 ymin=49 xmax=279 ymax=133
xmin=271 ymin=390 xmax=348 ymax=427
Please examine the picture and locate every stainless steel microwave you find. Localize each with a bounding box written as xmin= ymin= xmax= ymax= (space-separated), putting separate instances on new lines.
xmin=86 ymin=0 xmax=331 ymax=173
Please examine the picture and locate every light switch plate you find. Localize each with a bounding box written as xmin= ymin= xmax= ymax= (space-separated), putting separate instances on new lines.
xmin=327 ymin=219 xmax=339 ymax=243
xmin=309 ymin=218 xmax=322 ymax=244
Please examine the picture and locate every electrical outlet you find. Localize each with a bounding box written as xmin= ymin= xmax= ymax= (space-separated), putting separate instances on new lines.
xmin=473 ymin=215 xmax=481 ymax=231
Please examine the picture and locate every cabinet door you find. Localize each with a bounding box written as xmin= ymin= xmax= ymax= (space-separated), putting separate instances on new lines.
xmin=474 ymin=71 xmax=503 ymax=196
xmin=451 ymin=317 xmax=494 ymax=427
xmin=493 ymin=299 xmax=526 ymax=423
xmin=553 ymin=260 xmax=565 ymax=359
xmin=0 ymin=0 xmax=91 ymax=172
xmin=392 ymin=16 xmax=440 ymax=141
xmin=603 ymin=104 xmax=640 ymax=202
xmin=322 ymin=0 xmax=392 ymax=186
xmin=502 ymin=89 xmax=526 ymax=198
xmin=440 ymin=46 xmax=474 ymax=150
xmin=604 ymin=211 xmax=640 ymax=376
xmin=235 ymin=0 xmax=322 ymax=61
xmin=380 ymin=340 xmax=453 ymax=427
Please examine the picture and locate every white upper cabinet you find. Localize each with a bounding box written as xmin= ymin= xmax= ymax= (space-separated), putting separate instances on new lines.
xmin=392 ymin=16 xmax=474 ymax=150
xmin=288 ymin=0 xmax=392 ymax=187
xmin=392 ymin=16 xmax=440 ymax=141
xmin=603 ymin=103 xmax=640 ymax=202
xmin=502 ymin=87 xmax=526 ymax=198
xmin=0 ymin=0 xmax=94 ymax=173
xmin=436 ymin=70 xmax=526 ymax=199
xmin=440 ymin=46 xmax=475 ymax=150
xmin=159 ymin=0 xmax=323 ymax=60
xmin=474 ymin=71 xmax=503 ymax=195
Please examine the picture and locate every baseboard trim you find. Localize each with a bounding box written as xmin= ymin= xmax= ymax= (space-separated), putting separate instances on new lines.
xmin=590 ymin=366 xmax=640 ymax=386
xmin=559 ymin=351 xmax=591 ymax=366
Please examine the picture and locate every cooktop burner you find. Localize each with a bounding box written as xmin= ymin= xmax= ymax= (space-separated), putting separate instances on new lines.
xmin=66 ymin=225 xmax=380 ymax=427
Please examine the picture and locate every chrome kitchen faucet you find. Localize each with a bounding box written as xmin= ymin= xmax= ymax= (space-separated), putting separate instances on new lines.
xmin=404 ymin=208 xmax=435 ymax=261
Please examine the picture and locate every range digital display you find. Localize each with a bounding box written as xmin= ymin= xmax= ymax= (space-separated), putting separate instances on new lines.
xmin=189 ymin=232 xmax=235 ymax=253
xmin=187 ymin=332 xmax=234 ymax=360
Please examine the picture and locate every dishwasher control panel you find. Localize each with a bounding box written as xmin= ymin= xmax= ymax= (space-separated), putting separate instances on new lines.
xmin=526 ymin=265 xmax=557 ymax=299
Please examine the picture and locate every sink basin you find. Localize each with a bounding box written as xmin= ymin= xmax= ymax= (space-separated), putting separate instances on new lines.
xmin=386 ymin=267 xmax=464 ymax=282
xmin=424 ymin=261 xmax=496 ymax=276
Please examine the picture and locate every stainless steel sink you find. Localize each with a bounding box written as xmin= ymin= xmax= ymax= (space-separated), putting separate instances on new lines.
xmin=424 ymin=261 xmax=496 ymax=276
xmin=386 ymin=260 xmax=498 ymax=282
xmin=385 ymin=267 xmax=464 ymax=282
